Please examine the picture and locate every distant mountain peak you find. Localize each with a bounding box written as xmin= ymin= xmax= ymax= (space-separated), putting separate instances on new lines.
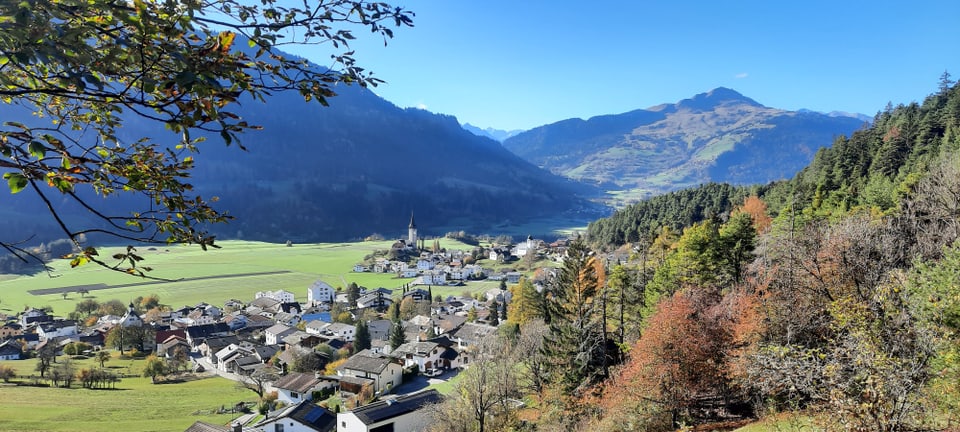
xmin=677 ymin=87 xmax=762 ymax=111
xmin=461 ymin=123 xmax=525 ymax=142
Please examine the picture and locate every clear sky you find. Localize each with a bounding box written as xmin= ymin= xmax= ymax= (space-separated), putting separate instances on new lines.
xmin=286 ymin=1 xmax=960 ymax=131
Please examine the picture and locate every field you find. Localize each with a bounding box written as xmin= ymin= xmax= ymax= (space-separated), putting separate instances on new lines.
xmin=0 ymin=356 xmax=251 ymax=432
xmin=0 ymin=239 xmax=496 ymax=316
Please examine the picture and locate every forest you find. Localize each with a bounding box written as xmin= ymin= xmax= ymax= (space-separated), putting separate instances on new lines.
xmin=429 ymin=76 xmax=960 ymax=431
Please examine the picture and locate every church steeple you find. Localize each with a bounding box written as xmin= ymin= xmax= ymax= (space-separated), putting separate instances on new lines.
xmin=408 ymin=212 xmax=418 ymax=247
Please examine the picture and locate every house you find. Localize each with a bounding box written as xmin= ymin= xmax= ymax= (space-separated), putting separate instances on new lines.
xmin=415 ymin=258 xmax=434 ymax=271
xmin=270 ymin=371 xmax=331 ymax=404
xmin=505 ymin=272 xmax=523 ymax=284
xmin=400 ymin=268 xmax=418 ymax=278
xmin=356 ymin=292 xmax=392 ymax=310
xmin=366 ymin=320 xmax=393 ymax=342
xmin=184 ymin=421 xmax=255 ymax=432
xmin=37 ymin=320 xmax=78 ymax=340
xmin=155 ymin=329 xmax=187 ymax=352
xmin=229 ymin=344 xmax=279 ymax=375
xmin=337 ymin=351 xmax=403 ymax=395
xmin=319 ymin=323 xmax=356 ymax=342
xmin=0 ymin=340 xmax=23 ymax=360
xmin=265 ymin=324 xmax=297 ymax=346
xmin=20 ymin=308 xmax=52 ymax=327
xmin=246 ymin=314 xmax=275 ymax=329
xmin=184 ymin=323 xmax=231 ymax=347
xmin=282 ymin=331 xmax=323 ymax=350
xmin=485 ymin=288 xmax=512 ymax=303
xmin=390 ymin=340 xmax=446 ymax=372
xmin=256 ymin=289 xmax=296 ymax=304
xmin=353 ymin=264 xmax=368 ymax=273
xmin=401 ymin=288 xmax=430 ymax=302
xmin=337 ymin=389 xmax=443 ymax=432
xmin=273 ymin=311 xmax=301 ymax=327
xmin=450 ymin=322 xmax=498 ymax=349
xmin=199 ymin=335 xmax=241 ymax=362
xmin=0 ymin=322 xmax=23 ymax=338
xmin=308 ymin=280 xmax=336 ymax=304
xmin=249 ymin=296 xmax=282 ymax=314
xmin=254 ymin=400 xmax=336 ymax=432
xmin=158 ymin=335 xmax=191 ymax=359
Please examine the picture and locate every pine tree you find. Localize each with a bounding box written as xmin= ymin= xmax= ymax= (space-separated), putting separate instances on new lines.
xmin=541 ymin=236 xmax=606 ymax=395
xmin=489 ymin=301 xmax=500 ymax=326
xmin=354 ymin=320 xmax=371 ymax=353
xmin=389 ymin=320 xmax=407 ymax=350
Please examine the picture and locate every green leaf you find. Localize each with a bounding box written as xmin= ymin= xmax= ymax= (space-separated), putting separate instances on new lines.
xmin=3 ymin=172 xmax=28 ymax=193
xmin=28 ymin=141 xmax=46 ymax=159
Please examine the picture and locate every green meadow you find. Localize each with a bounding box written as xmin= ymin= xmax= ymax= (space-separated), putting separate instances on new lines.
xmin=0 ymin=356 xmax=251 ymax=432
xmin=0 ymin=239 xmax=499 ymax=316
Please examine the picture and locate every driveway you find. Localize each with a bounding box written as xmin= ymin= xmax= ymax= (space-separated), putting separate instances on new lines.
xmin=393 ymin=368 xmax=459 ymax=395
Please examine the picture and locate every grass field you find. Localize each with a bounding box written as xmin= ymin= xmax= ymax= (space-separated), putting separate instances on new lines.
xmin=0 ymin=239 xmax=494 ymax=316
xmin=0 ymin=356 xmax=252 ymax=432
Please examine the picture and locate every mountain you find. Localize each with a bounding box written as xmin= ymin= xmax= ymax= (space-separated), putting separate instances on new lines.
xmin=799 ymin=108 xmax=874 ymax=123
xmin=503 ymin=88 xmax=867 ymax=204
xmin=461 ymin=123 xmax=525 ymax=142
xmin=0 ymin=65 xmax=599 ymax=248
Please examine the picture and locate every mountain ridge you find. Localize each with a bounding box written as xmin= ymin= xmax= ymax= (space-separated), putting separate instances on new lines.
xmin=503 ymin=87 xmax=866 ymax=204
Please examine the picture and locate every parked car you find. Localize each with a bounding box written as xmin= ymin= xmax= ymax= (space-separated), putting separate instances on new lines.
xmin=424 ymin=368 xmax=443 ymax=377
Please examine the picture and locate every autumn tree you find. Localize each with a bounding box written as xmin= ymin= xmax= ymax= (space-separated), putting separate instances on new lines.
xmin=0 ymin=0 xmax=413 ymax=273
xmin=506 ymin=277 xmax=542 ymax=326
xmin=142 ymin=355 xmax=166 ymax=384
xmin=399 ymin=296 xmax=417 ymax=320
xmin=95 ymin=350 xmax=111 ymax=368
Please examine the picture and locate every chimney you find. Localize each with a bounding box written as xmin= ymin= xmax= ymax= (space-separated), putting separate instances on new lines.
xmin=232 ymin=423 xmax=242 ymax=432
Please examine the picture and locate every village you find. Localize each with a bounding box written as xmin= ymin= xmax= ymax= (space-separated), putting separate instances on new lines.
xmin=0 ymin=216 xmax=574 ymax=432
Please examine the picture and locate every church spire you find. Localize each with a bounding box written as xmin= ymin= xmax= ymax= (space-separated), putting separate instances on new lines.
xmin=409 ymin=211 xmax=416 ymax=229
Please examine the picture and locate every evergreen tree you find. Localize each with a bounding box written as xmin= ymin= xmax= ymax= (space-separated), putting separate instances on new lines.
xmin=540 ymin=236 xmax=606 ymax=395
xmin=354 ymin=320 xmax=371 ymax=353
xmin=389 ymin=320 xmax=407 ymax=350
xmin=489 ymin=301 xmax=500 ymax=326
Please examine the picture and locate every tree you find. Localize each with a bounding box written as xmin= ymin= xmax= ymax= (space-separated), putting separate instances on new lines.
xmin=488 ymin=301 xmax=500 ymax=326
xmin=466 ymin=307 xmax=478 ymax=323
xmin=506 ymin=277 xmax=542 ymax=326
xmin=96 ymin=350 xmax=111 ymax=369
xmin=0 ymin=0 xmax=413 ymax=274
xmin=399 ymin=296 xmax=417 ymax=320
xmin=35 ymin=343 xmax=56 ymax=378
xmin=389 ymin=320 xmax=407 ymax=350
xmin=540 ymin=236 xmax=607 ymax=397
xmin=0 ymin=364 xmax=15 ymax=383
xmin=354 ymin=320 xmax=371 ymax=353
xmin=347 ymin=282 xmax=361 ymax=306
xmin=142 ymin=355 xmax=166 ymax=384
xmin=74 ymin=299 xmax=100 ymax=316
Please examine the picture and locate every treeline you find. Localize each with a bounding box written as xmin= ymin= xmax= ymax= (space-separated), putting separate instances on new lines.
xmin=587 ymin=183 xmax=752 ymax=246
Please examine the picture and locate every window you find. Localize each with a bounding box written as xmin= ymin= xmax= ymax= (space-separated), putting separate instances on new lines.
xmin=290 ymin=392 xmax=299 ymax=399
xmin=274 ymin=424 xmax=284 ymax=432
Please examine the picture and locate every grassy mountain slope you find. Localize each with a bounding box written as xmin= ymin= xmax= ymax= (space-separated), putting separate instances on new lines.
xmin=504 ymin=88 xmax=865 ymax=204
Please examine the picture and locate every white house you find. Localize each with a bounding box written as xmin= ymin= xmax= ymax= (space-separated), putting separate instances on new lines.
xmin=337 ymin=390 xmax=442 ymax=432
xmin=254 ymin=400 xmax=336 ymax=432
xmin=307 ymin=280 xmax=336 ymax=304
xmin=264 ymin=323 xmax=296 ymax=346
xmin=270 ymin=371 xmax=331 ymax=404
xmin=400 ymin=268 xmax=418 ymax=278
xmin=320 ymin=323 xmax=356 ymax=342
xmin=255 ymin=289 xmax=296 ymax=304
xmin=37 ymin=320 xmax=78 ymax=340
xmin=353 ymin=264 xmax=368 ymax=273
xmin=416 ymin=259 xmax=434 ymax=271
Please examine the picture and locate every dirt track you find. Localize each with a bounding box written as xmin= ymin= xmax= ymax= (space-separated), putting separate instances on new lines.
xmin=27 ymin=270 xmax=293 ymax=296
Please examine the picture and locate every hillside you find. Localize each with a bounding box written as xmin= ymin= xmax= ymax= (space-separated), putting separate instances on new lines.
xmin=503 ymin=88 xmax=866 ymax=204
xmin=0 ymin=58 xmax=600 ymax=251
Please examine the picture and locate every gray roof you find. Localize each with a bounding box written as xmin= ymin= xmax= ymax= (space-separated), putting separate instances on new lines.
xmin=392 ymin=341 xmax=440 ymax=357
xmin=348 ymin=390 xmax=443 ymax=425
xmin=272 ymin=371 xmax=321 ymax=393
xmin=340 ymin=352 xmax=394 ymax=375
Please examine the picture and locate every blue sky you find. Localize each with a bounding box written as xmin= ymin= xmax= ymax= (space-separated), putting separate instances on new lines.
xmin=288 ymin=1 xmax=960 ymax=131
